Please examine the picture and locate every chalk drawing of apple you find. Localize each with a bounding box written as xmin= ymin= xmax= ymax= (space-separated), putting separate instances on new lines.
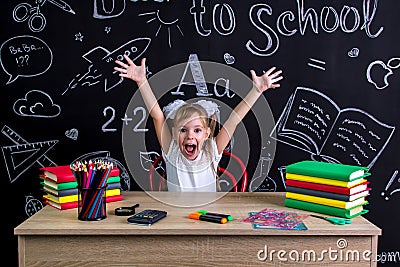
xmin=366 ymin=60 xmax=393 ymax=90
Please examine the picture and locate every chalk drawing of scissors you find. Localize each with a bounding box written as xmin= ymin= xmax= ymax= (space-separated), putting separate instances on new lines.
xmin=13 ymin=0 xmax=75 ymax=32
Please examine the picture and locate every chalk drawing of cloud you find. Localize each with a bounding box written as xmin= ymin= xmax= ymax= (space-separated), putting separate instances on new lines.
xmin=13 ymin=90 xmax=61 ymax=118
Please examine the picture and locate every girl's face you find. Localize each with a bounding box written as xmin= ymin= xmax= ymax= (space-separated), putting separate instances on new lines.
xmin=173 ymin=114 xmax=210 ymax=160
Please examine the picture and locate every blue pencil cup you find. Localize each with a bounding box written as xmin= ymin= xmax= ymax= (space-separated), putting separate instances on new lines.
xmin=78 ymin=186 xmax=107 ymax=221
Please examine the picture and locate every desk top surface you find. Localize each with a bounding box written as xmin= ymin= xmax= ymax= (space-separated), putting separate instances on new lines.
xmin=14 ymin=192 xmax=381 ymax=236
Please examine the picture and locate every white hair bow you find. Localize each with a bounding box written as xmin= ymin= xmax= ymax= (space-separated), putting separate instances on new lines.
xmin=162 ymin=99 xmax=220 ymax=122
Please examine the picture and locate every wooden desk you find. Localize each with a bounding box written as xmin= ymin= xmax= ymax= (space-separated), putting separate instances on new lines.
xmin=15 ymin=192 xmax=381 ymax=266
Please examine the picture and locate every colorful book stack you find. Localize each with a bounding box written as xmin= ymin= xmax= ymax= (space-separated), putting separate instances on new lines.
xmin=284 ymin=160 xmax=371 ymax=219
xmin=40 ymin=165 xmax=123 ymax=210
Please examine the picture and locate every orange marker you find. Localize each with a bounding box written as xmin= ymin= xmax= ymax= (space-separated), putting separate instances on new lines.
xmin=188 ymin=212 xmax=228 ymax=224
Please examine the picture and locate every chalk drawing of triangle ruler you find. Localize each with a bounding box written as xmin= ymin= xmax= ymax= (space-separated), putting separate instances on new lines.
xmin=1 ymin=125 xmax=58 ymax=183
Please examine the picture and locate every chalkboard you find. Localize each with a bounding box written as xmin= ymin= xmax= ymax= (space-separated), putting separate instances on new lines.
xmin=1 ymin=0 xmax=400 ymax=265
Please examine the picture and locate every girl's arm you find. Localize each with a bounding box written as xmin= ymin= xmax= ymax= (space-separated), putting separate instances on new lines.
xmin=114 ymin=56 xmax=171 ymax=153
xmin=215 ymin=67 xmax=283 ymax=154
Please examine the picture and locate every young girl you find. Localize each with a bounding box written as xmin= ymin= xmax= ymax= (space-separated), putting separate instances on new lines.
xmin=115 ymin=56 xmax=283 ymax=192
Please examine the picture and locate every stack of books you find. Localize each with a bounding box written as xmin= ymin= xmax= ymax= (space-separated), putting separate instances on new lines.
xmin=40 ymin=165 xmax=123 ymax=210
xmin=284 ymin=160 xmax=370 ymax=218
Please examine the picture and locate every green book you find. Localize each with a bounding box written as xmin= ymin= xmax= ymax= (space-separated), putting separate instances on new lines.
xmin=284 ymin=198 xmax=368 ymax=219
xmin=107 ymin=176 xmax=120 ymax=183
xmin=286 ymin=160 xmax=369 ymax=181
xmin=44 ymin=180 xmax=78 ymax=190
xmin=43 ymin=176 xmax=120 ymax=190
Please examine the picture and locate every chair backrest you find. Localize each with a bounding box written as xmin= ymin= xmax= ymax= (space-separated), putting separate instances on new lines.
xmin=148 ymin=150 xmax=248 ymax=192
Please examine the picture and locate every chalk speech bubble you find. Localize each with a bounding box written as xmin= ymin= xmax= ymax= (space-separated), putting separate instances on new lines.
xmin=0 ymin=35 xmax=52 ymax=84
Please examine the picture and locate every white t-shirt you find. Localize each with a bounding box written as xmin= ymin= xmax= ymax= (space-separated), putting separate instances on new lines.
xmin=163 ymin=138 xmax=222 ymax=192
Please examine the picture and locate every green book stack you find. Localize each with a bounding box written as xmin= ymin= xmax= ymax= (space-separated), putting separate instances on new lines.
xmin=284 ymin=160 xmax=370 ymax=219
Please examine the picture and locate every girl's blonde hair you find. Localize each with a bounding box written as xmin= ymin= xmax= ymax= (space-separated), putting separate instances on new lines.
xmin=173 ymin=103 xmax=217 ymax=136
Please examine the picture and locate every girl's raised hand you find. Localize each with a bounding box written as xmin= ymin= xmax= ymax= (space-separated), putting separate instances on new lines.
xmin=114 ymin=56 xmax=147 ymax=86
xmin=250 ymin=67 xmax=283 ymax=93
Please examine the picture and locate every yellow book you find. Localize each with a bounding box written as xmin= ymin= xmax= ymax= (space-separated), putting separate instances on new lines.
xmin=44 ymin=194 xmax=78 ymax=203
xmin=286 ymin=192 xmax=368 ymax=209
xmin=286 ymin=173 xmax=367 ymax=188
xmin=44 ymin=188 xmax=121 ymax=204
xmin=105 ymin=188 xmax=121 ymax=197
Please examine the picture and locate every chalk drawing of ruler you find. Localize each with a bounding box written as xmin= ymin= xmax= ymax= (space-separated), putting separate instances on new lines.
xmin=1 ymin=125 xmax=58 ymax=183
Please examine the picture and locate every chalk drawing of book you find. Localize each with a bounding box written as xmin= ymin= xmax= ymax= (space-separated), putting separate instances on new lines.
xmin=270 ymin=87 xmax=395 ymax=169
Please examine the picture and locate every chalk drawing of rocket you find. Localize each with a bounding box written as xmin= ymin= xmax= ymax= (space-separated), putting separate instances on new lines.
xmin=64 ymin=38 xmax=151 ymax=94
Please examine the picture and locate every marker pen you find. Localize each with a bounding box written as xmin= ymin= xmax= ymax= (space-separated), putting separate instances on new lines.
xmin=197 ymin=210 xmax=233 ymax=221
xmin=188 ymin=212 xmax=228 ymax=224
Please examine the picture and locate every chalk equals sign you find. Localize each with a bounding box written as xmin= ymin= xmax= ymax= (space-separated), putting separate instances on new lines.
xmin=307 ymin=58 xmax=326 ymax=71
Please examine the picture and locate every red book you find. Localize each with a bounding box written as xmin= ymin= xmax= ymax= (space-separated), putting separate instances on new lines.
xmin=40 ymin=165 xmax=120 ymax=184
xmin=40 ymin=165 xmax=76 ymax=183
xmin=44 ymin=194 xmax=123 ymax=210
xmin=44 ymin=200 xmax=78 ymax=210
xmin=105 ymin=194 xmax=123 ymax=202
xmin=285 ymin=179 xmax=370 ymax=195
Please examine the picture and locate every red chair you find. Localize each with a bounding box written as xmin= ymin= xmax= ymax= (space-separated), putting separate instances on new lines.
xmin=148 ymin=150 xmax=248 ymax=192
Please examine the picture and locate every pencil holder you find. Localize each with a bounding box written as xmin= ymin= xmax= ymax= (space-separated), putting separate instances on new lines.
xmin=70 ymin=160 xmax=114 ymax=221
xmin=78 ymin=186 xmax=107 ymax=221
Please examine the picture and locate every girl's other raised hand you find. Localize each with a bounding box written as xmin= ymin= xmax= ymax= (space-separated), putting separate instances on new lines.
xmin=250 ymin=67 xmax=283 ymax=93
xmin=114 ymin=56 xmax=147 ymax=86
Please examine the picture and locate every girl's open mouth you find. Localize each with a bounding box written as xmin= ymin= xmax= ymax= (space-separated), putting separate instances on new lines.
xmin=184 ymin=144 xmax=197 ymax=158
